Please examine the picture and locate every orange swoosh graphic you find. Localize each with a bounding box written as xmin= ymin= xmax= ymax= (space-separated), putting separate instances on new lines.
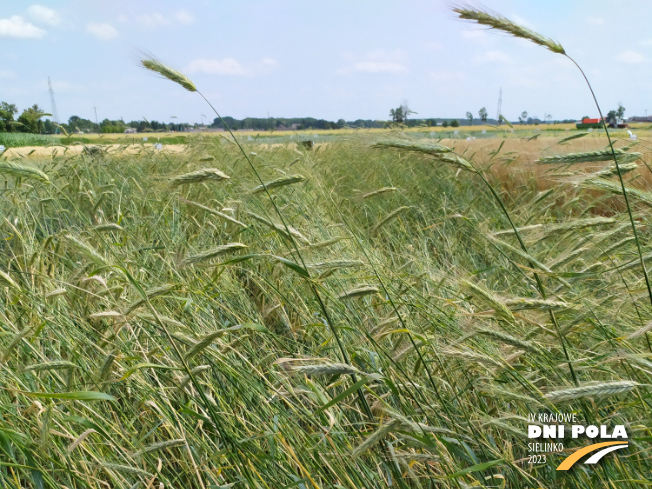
xmin=556 ymin=441 xmax=628 ymax=471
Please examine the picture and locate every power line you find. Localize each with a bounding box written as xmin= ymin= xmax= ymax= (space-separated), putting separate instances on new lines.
xmin=496 ymin=87 xmax=502 ymax=122
xmin=48 ymin=77 xmax=59 ymax=124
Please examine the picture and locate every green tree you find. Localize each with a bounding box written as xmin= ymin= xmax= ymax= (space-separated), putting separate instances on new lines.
xmin=519 ymin=111 xmax=528 ymax=125
xmin=17 ymin=105 xmax=49 ymax=133
xmin=43 ymin=119 xmax=55 ymax=134
xmin=451 ymin=119 xmax=460 ymax=127
xmin=389 ymin=106 xmax=405 ymax=123
xmin=69 ymin=115 xmax=99 ymax=133
xmin=442 ymin=120 xmax=449 ymax=128
xmin=617 ymin=104 xmax=626 ymax=120
xmin=478 ymin=107 xmax=488 ymax=124
xmin=466 ymin=111 xmax=473 ymax=125
xmin=0 ymin=102 xmax=18 ymax=132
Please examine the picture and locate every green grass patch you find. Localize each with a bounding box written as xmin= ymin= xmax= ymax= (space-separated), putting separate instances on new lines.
xmin=0 ymin=132 xmax=57 ymax=147
xmin=59 ymin=135 xmax=190 ymax=145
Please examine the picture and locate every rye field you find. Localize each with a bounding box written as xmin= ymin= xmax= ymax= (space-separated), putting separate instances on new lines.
xmin=2 ymin=6 xmax=652 ymax=489
xmin=1 ymin=128 xmax=652 ymax=488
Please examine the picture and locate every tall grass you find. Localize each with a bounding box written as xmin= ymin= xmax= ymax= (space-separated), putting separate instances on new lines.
xmin=0 ymin=7 xmax=650 ymax=489
xmin=0 ymin=132 xmax=57 ymax=148
xmin=0 ymin=133 xmax=650 ymax=487
xmin=454 ymin=3 xmax=652 ymax=327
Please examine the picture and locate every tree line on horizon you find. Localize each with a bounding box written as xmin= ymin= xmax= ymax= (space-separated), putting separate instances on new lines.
xmin=0 ymin=99 xmax=580 ymax=135
xmin=0 ymin=101 xmax=189 ymax=135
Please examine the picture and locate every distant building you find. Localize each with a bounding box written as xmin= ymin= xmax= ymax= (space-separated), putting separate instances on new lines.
xmin=629 ymin=116 xmax=652 ymax=123
xmin=578 ymin=116 xmax=628 ymax=129
xmin=124 ymin=128 xmax=136 ymax=134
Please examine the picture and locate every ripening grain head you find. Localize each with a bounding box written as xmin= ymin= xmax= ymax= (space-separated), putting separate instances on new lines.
xmin=0 ymin=161 xmax=49 ymax=183
xmin=141 ymin=57 xmax=197 ymax=92
xmin=170 ymin=168 xmax=230 ymax=186
xmin=452 ymin=5 xmax=566 ymax=54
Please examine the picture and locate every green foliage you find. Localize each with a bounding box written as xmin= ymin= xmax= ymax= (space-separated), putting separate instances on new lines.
xmin=16 ymin=104 xmax=48 ymax=134
xmin=67 ymin=115 xmax=98 ymax=133
xmin=450 ymin=119 xmax=460 ymax=127
xmin=390 ymin=106 xmax=406 ymax=123
xmin=58 ymin=135 xmax=188 ymax=145
xmin=607 ymin=105 xmax=626 ymax=123
xmin=479 ymin=107 xmax=488 ymax=123
xmin=0 ymin=136 xmax=650 ymax=487
xmin=0 ymin=101 xmax=18 ymax=132
xmin=0 ymin=132 xmax=56 ymax=147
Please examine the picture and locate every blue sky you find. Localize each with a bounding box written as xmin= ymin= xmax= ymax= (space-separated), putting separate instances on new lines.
xmin=2 ymin=1 xmax=652 ymax=124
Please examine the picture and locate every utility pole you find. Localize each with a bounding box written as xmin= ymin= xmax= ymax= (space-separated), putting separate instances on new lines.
xmin=94 ymin=104 xmax=99 ymax=133
xmin=496 ymin=87 xmax=502 ymax=123
xmin=48 ymin=77 xmax=60 ymax=125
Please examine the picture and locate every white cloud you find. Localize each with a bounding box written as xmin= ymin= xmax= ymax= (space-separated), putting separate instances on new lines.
xmin=586 ymin=16 xmax=605 ymax=26
xmin=28 ymin=5 xmax=60 ymax=26
xmin=257 ymin=58 xmax=279 ymax=75
xmin=0 ymin=16 xmax=46 ymax=39
xmin=351 ymin=61 xmax=407 ymax=73
xmin=186 ymin=58 xmax=247 ymax=75
xmin=175 ymin=10 xmax=194 ymax=25
xmin=617 ymin=50 xmax=645 ymax=64
xmin=132 ymin=10 xmax=194 ymax=27
xmin=86 ymin=22 xmax=118 ymax=40
xmin=475 ymin=50 xmax=512 ymax=64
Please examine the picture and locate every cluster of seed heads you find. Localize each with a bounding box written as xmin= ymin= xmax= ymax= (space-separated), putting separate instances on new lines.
xmin=536 ymin=149 xmax=641 ymax=165
xmin=338 ymin=285 xmax=380 ymax=300
xmin=289 ymin=363 xmax=360 ymax=376
xmin=141 ymin=58 xmax=197 ymax=92
xmin=362 ymin=187 xmax=398 ymax=199
xmin=0 ymin=161 xmax=49 ymax=183
xmin=581 ymin=178 xmax=652 ymax=207
xmin=250 ymin=175 xmax=305 ymax=194
xmin=182 ymin=243 xmax=248 ymax=265
xmin=453 ymin=6 xmax=566 ymax=54
xmin=545 ymin=381 xmax=640 ymax=402
xmin=170 ymin=168 xmax=230 ymax=186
